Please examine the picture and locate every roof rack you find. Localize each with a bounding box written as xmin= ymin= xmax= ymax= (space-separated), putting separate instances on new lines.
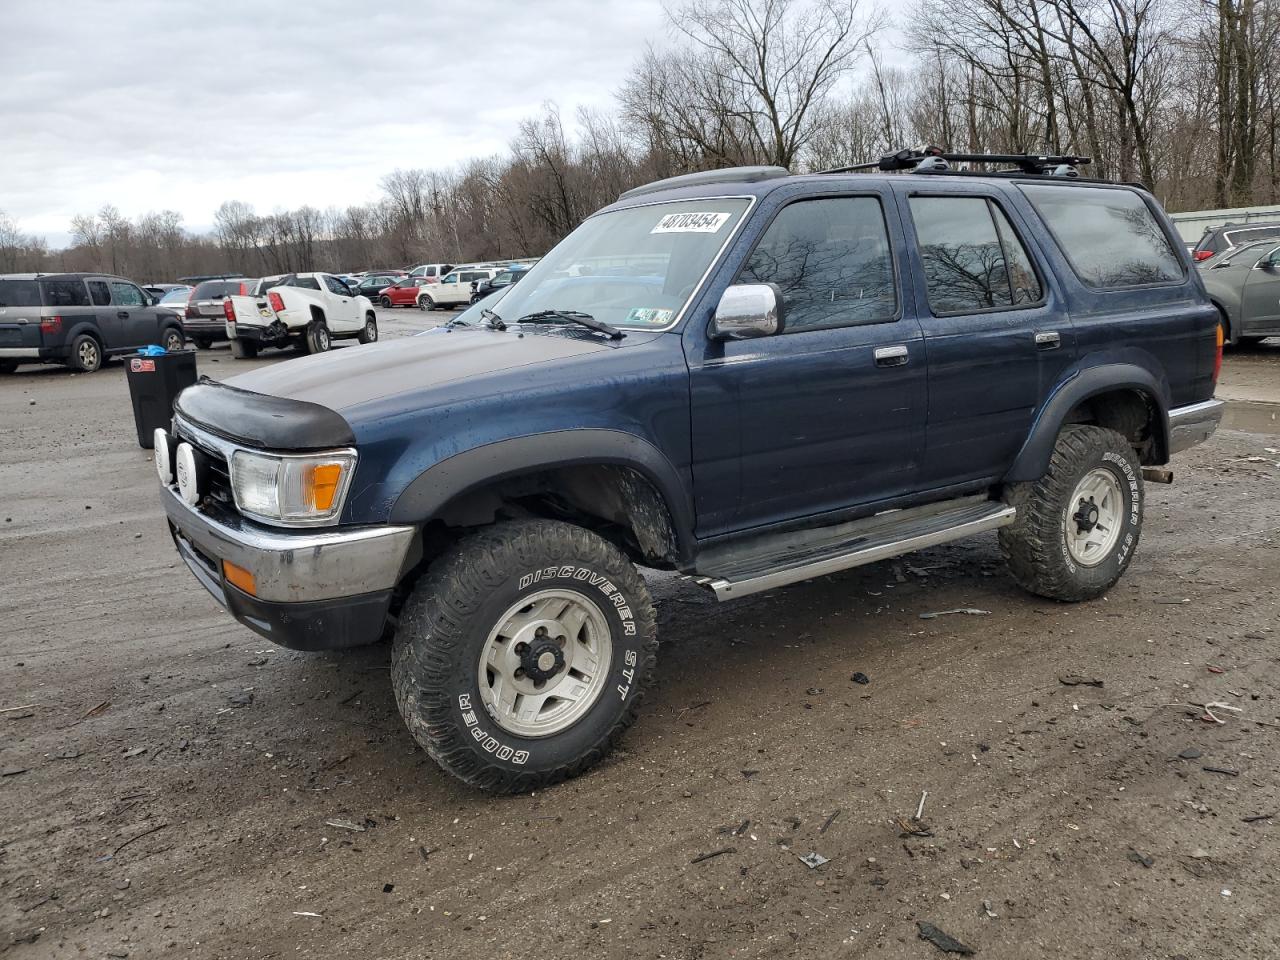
xmin=820 ymin=148 xmax=1092 ymax=177
xmin=619 ymin=165 xmax=790 ymax=200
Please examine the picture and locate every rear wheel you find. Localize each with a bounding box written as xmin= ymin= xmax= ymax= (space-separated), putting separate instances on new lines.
xmin=66 ymin=334 xmax=102 ymax=373
xmin=305 ymin=319 xmax=331 ymax=354
xmin=358 ymin=313 xmax=378 ymax=344
xmin=0 ymin=360 xmax=18 ymax=374
xmin=162 ymin=328 xmax=185 ymax=353
xmin=1000 ymin=425 xmax=1142 ymax=602
xmin=193 ymin=337 xmax=213 ymax=350
xmin=391 ymin=519 xmax=658 ymax=792
xmin=230 ymin=338 xmax=258 ymax=359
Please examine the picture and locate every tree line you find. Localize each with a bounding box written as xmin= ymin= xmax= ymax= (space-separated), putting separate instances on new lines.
xmin=3 ymin=0 xmax=1277 ymax=281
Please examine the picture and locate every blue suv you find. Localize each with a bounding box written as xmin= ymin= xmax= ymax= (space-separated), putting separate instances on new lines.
xmin=155 ymin=152 xmax=1225 ymax=792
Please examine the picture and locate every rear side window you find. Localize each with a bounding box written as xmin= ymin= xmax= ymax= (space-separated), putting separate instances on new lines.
xmin=109 ymin=281 xmax=145 ymax=306
xmin=0 ymin=279 xmax=41 ymax=306
xmin=87 ymin=280 xmax=111 ymax=305
xmin=287 ymin=277 xmax=321 ymax=291
xmin=908 ymin=196 xmax=1043 ymax=314
xmin=41 ymin=279 xmax=90 ymax=307
xmin=1021 ymin=184 xmax=1182 ymax=287
xmin=740 ymin=196 xmax=897 ymax=332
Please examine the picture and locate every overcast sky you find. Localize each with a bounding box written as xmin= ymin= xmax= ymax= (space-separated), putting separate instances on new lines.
xmin=0 ymin=0 xmax=675 ymax=246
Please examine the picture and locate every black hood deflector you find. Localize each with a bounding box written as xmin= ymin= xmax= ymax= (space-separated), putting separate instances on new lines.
xmin=175 ymin=377 xmax=356 ymax=451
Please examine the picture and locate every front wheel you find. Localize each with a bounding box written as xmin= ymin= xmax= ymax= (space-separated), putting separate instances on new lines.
xmin=391 ymin=519 xmax=659 ymax=793
xmin=358 ymin=313 xmax=378 ymax=344
xmin=380 ymin=297 xmax=392 ymax=309
xmin=162 ymin=328 xmax=185 ymax=353
xmin=304 ymin=320 xmax=331 ymax=354
xmin=1000 ymin=425 xmax=1142 ymax=602
xmin=418 ymin=295 xmax=435 ymax=311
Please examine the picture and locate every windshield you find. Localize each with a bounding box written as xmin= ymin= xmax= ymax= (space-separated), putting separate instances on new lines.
xmin=490 ymin=198 xmax=752 ymax=330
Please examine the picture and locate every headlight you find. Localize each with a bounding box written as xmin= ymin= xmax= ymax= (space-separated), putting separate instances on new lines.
xmin=230 ymin=449 xmax=356 ymax=524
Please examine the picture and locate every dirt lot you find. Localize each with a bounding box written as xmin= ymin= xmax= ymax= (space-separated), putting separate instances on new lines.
xmin=2 ymin=337 xmax=1279 ymax=960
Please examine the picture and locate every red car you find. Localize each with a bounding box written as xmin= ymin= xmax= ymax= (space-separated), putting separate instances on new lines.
xmin=378 ymin=277 xmax=429 ymax=308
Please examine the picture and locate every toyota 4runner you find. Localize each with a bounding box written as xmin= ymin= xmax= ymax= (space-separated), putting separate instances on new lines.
xmin=155 ymin=152 xmax=1225 ymax=792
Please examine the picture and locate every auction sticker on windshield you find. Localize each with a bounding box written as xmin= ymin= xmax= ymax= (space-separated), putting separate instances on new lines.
xmin=651 ymin=212 xmax=732 ymax=234
xmin=625 ymin=307 xmax=675 ymax=327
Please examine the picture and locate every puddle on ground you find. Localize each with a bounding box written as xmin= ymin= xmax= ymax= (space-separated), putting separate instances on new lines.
xmin=1223 ymin=400 xmax=1280 ymax=435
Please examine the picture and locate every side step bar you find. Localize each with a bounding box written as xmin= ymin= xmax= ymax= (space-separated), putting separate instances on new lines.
xmin=695 ymin=500 xmax=1016 ymax=601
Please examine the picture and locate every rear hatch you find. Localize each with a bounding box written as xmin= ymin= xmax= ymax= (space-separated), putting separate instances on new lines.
xmin=187 ymin=279 xmax=247 ymax=321
xmin=0 ymin=278 xmax=45 ymax=349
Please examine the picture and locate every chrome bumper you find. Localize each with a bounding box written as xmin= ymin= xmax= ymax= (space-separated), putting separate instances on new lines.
xmin=1168 ymin=399 xmax=1225 ymax=455
xmin=160 ymin=483 xmax=415 ymax=603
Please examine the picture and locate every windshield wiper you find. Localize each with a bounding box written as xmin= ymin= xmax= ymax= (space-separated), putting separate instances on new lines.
xmin=444 ymin=308 xmax=506 ymax=331
xmin=516 ymin=309 xmax=624 ymax=340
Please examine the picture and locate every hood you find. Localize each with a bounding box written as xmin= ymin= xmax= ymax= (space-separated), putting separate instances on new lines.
xmin=225 ymin=327 xmax=618 ymax=413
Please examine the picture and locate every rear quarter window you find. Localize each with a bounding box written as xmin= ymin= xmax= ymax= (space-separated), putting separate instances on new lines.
xmin=1020 ymin=184 xmax=1183 ymax=287
xmin=0 ymin=279 xmax=41 ymax=306
xmin=41 ymin=279 xmax=91 ymax=306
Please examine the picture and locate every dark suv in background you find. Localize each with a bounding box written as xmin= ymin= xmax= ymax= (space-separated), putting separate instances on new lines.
xmin=183 ymin=278 xmax=250 ymax=348
xmin=0 ymin=273 xmax=185 ymax=373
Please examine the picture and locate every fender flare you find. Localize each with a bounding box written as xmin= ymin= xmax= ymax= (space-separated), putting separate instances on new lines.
xmin=62 ymin=320 xmax=106 ymax=352
xmin=1005 ymin=363 xmax=1170 ymax=482
xmin=388 ymin=429 xmax=696 ymax=562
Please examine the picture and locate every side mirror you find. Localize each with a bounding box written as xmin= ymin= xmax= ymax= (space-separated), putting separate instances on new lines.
xmin=1258 ymin=249 xmax=1280 ymax=270
xmin=146 ymin=296 xmax=158 ymax=306
xmin=710 ymin=283 xmax=784 ymax=340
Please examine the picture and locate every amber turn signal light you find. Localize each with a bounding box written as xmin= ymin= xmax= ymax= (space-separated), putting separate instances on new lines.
xmin=222 ymin=559 xmax=257 ymax=596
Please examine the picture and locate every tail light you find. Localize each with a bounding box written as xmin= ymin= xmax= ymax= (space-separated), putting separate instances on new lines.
xmin=238 ymin=282 xmax=247 ymax=296
xmin=1193 ymin=250 xmax=1213 ymax=262
xmin=268 ymin=292 xmax=285 ymax=313
xmin=184 ymin=290 xmax=194 ymax=318
xmin=40 ymin=315 xmax=62 ymax=334
xmin=222 ymin=298 xmax=235 ymax=322
xmin=1212 ymin=320 xmax=1224 ymax=385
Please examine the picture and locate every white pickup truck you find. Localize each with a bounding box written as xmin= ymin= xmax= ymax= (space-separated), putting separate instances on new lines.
xmin=223 ymin=273 xmax=378 ymax=358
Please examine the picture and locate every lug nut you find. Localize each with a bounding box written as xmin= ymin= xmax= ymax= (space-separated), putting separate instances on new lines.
xmin=514 ymin=668 xmax=525 ymax=679
xmin=556 ymin=635 xmax=566 ymax=647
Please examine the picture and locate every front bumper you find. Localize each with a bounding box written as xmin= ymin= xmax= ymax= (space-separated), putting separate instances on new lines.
xmin=1168 ymin=399 xmax=1225 ymax=455
xmin=161 ymin=484 xmax=415 ymax=649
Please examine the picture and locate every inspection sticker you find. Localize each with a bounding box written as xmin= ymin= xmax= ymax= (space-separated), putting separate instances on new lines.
xmin=650 ymin=211 xmax=731 ymax=234
xmin=625 ymin=307 xmax=675 ymax=326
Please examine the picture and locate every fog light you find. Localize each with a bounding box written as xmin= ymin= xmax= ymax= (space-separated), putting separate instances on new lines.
xmin=222 ymin=559 xmax=257 ymax=596
xmin=175 ymin=442 xmax=200 ymax=506
xmin=154 ymin=429 xmax=173 ymax=482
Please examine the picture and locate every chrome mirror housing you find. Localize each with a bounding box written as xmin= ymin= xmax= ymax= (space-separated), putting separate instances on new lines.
xmin=710 ymin=283 xmax=784 ymax=340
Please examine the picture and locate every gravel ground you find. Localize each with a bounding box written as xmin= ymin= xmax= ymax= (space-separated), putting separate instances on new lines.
xmin=2 ymin=339 xmax=1279 ymax=959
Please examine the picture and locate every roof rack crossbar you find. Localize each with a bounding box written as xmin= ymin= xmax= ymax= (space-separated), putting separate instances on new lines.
xmin=819 ymin=149 xmax=1092 ymax=176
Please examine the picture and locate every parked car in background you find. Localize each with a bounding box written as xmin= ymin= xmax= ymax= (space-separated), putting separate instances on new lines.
xmin=143 ymin=282 xmax=189 ymax=299
xmin=470 ymin=265 xmax=530 ymax=303
xmin=407 ymin=263 xmax=454 ymax=283
xmin=222 ymin=272 xmax=377 ymax=357
xmin=351 ymin=275 xmax=396 ymax=300
xmin=418 ymin=266 xmax=499 ymax=309
xmin=157 ymin=286 xmax=193 ymax=319
xmin=183 ymin=277 xmax=250 ymax=348
xmin=0 ymin=273 xmax=185 ymax=373
xmin=1192 ymin=221 xmax=1280 ymax=262
xmin=379 ymin=276 xmax=430 ymax=307
xmin=1198 ymin=238 xmax=1280 ymax=344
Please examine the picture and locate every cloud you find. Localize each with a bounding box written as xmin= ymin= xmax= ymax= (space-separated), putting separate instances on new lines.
xmin=0 ymin=0 xmax=670 ymax=244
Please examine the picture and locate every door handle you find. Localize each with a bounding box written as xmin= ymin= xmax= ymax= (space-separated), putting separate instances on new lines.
xmin=1035 ymin=330 xmax=1061 ymax=350
xmin=117 ymin=311 xmax=129 ymax=319
xmin=874 ymin=344 xmax=909 ymax=367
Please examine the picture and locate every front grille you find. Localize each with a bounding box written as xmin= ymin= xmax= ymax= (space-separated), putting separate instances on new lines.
xmin=204 ymin=449 xmax=234 ymax=507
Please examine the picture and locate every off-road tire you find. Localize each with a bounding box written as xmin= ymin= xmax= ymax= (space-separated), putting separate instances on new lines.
xmin=162 ymin=327 xmax=185 ymax=352
xmin=230 ymin=338 xmax=258 ymax=359
xmin=66 ymin=334 xmax=102 ymax=373
xmin=1000 ymin=425 xmax=1143 ymax=602
xmin=304 ymin=320 xmax=331 ymax=354
xmin=358 ymin=313 xmax=378 ymax=344
xmin=391 ymin=519 xmax=659 ymax=793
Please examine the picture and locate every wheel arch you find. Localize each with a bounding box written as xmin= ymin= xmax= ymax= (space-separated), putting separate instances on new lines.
xmin=388 ymin=430 xmax=696 ymax=568
xmin=1006 ymin=364 xmax=1171 ymax=482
